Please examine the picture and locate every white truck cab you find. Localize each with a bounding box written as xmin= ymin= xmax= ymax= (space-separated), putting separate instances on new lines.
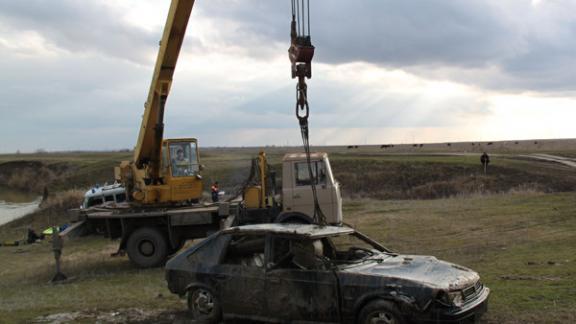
xmin=281 ymin=152 xmax=343 ymax=225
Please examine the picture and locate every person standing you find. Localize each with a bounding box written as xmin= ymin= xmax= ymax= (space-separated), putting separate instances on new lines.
xmin=480 ymin=152 xmax=490 ymax=174
xmin=51 ymin=227 xmax=67 ymax=282
xmin=211 ymin=181 xmax=219 ymax=202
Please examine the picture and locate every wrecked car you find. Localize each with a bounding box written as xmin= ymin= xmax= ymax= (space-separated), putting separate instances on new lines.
xmin=165 ymin=224 xmax=489 ymax=323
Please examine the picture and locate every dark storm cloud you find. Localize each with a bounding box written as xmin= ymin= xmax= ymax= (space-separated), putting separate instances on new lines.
xmin=2 ymin=0 xmax=573 ymax=92
xmin=200 ymin=0 xmax=576 ymax=93
xmin=0 ymin=0 xmax=157 ymax=63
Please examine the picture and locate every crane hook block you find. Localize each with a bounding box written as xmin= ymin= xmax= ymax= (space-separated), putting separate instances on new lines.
xmin=289 ymin=15 xmax=314 ymax=79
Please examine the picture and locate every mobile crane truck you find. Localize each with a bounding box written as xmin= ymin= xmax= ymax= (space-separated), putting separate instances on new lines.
xmin=66 ymin=0 xmax=342 ymax=268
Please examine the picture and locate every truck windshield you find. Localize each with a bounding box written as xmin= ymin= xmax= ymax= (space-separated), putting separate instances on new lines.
xmin=295 ymin=161 xmax=326 ymax=186
xmin=170 ymin=142 xmax=199 ymax=177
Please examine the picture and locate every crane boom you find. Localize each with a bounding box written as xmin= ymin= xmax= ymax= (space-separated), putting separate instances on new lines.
xmin=134 ymin=0 xmax=196 ymax=180
xmin=116 ymin=0 xmax=203 ymax=205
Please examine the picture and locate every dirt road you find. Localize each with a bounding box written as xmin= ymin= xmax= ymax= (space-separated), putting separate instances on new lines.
xmin=520 ymin=153 xmax=576 ymax=168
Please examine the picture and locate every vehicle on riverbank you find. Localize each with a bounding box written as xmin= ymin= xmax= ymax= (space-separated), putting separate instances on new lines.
xmin=81 ymin=183 xmax=126 ymax=209
xmin=166 ymin=224 xmax=489 ymax=323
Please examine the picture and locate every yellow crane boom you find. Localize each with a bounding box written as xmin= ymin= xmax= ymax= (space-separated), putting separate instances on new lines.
xmin=134 ymin=0 xmax=196 ymax=178
xmin=116 ymin=0 xmax=203 ymax=204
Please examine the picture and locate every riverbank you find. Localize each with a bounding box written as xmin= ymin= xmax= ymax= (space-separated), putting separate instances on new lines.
xmin=0 ymin=198 xmax=41 ymax=227
xmin=0 ymin=186 xmax=41 ymax=229
xmin=0 ymin=190 xmax=83 ymax=242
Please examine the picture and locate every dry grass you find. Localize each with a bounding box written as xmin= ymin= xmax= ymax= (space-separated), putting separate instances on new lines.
xmin=1 ymin=149 xmax=576 ymax=322
xmin=0 ymin=237 xmax=183 ymax=323
xmin=1 ymin=193 xmax=575 ymax=323
xmin=332 ymin=156 xmax=576 ymax=200
xmin=39 ymin=189 xmax=84 ymax=211
xmin=343 ymin=193 xmax=576 ymax=323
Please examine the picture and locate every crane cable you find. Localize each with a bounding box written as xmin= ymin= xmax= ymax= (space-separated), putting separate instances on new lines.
xmin=290 ymin=0 xmax=326 ymax=226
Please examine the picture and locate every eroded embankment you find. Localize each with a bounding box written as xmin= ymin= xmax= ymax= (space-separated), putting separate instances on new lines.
xmin=332 ymin=158 xmax=576 ymax=200
xmin=0 ymin=160 xmax=75 ymax=193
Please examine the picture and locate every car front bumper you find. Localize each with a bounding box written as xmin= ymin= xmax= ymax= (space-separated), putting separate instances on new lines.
xmin=416 ymin=287 xmax=490 ymax=323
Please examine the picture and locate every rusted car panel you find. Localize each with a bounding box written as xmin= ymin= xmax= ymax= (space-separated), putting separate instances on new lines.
xmin=166 ymin=224 xmax=489 ymax=323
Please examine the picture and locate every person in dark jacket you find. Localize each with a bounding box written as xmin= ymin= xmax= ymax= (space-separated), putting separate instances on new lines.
xmin=481 ymin=152 xmax=490 ymax=174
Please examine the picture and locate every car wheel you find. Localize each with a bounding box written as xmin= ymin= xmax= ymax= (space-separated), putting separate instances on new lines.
xmin=187 ymin=287 xmax=222 ymax=324
xmin=126 ymin=227 xmax=168 ymax=268
xmin=359 ymin=300 xmax=405 ymax=324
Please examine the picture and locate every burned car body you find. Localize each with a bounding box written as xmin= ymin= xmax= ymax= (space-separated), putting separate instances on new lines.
xmin=166 ymin=224 xmax=489 ymax=323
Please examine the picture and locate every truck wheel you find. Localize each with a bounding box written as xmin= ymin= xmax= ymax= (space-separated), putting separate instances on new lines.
xmin=358 ymin=300 xmax=405 ymax=324
xmin=275 ymin=212 xmax=313 ymax=224
xmin=187 ymin=287 xmax=222 ymax=324
xmin=126 ymin=227 xmax=168 ymax=268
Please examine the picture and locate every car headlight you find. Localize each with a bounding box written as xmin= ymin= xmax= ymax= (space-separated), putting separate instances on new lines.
xmin=447 ymin=291 xmax=464 ymax=307
xmin=438 ymin=291 xmax=464 ymax=307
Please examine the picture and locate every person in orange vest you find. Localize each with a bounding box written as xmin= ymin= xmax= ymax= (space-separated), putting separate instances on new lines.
xmin=211 ymin=181 xmax=219 ymax=202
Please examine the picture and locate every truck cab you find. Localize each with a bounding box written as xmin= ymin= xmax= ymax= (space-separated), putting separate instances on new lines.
xmin=281 ymin=153 xmax=342 ymax=225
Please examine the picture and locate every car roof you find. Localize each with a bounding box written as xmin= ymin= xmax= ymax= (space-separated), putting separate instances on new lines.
xmin=84 ymin=183 xmax=125 ymax=198
xmin=222 ymin=224 xmax=355 ymax=239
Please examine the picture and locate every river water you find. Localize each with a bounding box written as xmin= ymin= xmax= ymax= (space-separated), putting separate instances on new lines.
xmin=0 ymin=186 xmax=41 ymax=226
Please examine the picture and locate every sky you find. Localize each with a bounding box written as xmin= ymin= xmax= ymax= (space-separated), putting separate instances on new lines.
xmin=0 ymin=0 xmax=575 ymax=153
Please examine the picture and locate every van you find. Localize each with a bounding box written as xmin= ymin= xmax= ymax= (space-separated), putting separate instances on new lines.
xmin=81 ymin=183 xmax=127 ymax=209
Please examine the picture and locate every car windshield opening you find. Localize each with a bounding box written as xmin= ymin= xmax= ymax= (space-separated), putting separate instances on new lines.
xmin=268 ymin=232 xmax=388 ymax=271
xmin=324 ymin=233 xmax=387 ymax=265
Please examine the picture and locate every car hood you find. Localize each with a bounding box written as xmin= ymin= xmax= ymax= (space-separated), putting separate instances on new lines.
xmin=340 ymin=254 xmax=479 ymax=290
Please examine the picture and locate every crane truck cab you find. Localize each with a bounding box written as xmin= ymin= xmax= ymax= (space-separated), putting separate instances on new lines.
xmin=116 ymin=138 xmax=203 ymax=204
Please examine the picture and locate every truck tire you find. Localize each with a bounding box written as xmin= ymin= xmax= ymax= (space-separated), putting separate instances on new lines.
xmin=126 ymin=227 xmax=169 ymax=268
xmin=358 ymin=300 xmax=405 ymax=324
xmin=275 ymin=211 xmax=313 ymax=224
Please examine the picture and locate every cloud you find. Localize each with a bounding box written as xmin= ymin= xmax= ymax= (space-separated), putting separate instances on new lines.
xmin=199 ymin=0 xmax=576 ymax=93
xmin=0 ymin=0 xmax=158 ymax=64
xmin=2 ymin=0 xmax=574 ymax=92
xmin=0 ymin=0 xmax=575 ymax=153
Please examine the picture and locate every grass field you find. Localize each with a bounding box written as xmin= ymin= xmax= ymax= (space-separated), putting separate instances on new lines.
xmin=1 ymin=193 xmax=575 ymax=323
xmin=1 ymin=147 xmax=576 ymax=323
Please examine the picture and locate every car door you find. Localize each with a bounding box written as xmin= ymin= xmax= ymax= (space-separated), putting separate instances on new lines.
xmin=265 ymin=236 xmax=340 ymax=323
xmin=212 ymin=234 xmax=267 ymax=319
